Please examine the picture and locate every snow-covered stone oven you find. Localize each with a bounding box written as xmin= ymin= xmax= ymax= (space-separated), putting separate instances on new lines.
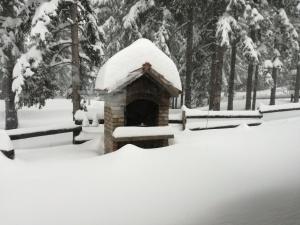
xmin=95 ymin=39 xmax=182 ymax=153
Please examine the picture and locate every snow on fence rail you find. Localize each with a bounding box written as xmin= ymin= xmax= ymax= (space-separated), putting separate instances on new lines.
xmin=73 ymin=103 xmax=300 ymax=132
xmin=182 ymin=106 xmax=263 ymax=130
xmin=259 ymin=103 xmax=300 ymax=113
xmin=6 ymin=123 xmax=82 ymax=144
xmin=187 ymin=120 xmax=262 ymax=131
xmin=74 ymin=107 xmax=264 ymax=131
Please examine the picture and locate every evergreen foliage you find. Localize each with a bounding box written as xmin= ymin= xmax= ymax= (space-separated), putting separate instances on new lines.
xmin=1 ymin=0 xmax=300 ymax=118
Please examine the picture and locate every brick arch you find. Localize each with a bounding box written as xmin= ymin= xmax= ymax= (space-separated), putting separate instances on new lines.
xmin=125 ymin=98 xmax=159 ymax=126
xmin=126 ymin=92 xmax=160 ymax=106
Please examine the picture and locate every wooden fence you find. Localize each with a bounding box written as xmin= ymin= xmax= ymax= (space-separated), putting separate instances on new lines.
xmin=7 ymin=125 xmax=82 ymax=144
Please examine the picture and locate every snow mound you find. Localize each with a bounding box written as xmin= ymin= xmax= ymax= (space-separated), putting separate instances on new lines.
xmin=237 ymin=123 xmax=250 ymax=129
xmin=95 ymin=38 xmax=182 ymax=92
xmin=0 ymin=130 xmax=14 ymax=151
xmin=74 ymin=101 xmax=104 ymax=121
xmin=2 ymin=118 xmax=300 ymax=225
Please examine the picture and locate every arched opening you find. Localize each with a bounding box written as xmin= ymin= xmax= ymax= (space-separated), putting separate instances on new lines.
xmin=125 ymin=99 xmax=158 ymax=126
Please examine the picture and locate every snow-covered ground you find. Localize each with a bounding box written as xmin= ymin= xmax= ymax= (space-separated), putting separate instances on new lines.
xmin=1 ymin=96 xmax=300 ymax=225
xmin=200 ymin=96 xmax=292 ymax=111
xmin=0 ymin=99 xmax=104 ymax=148
xmin=0 ymin=88 xmax=292 ymax=129
xmin=1 ymin=116 xmax=300 ymax=225
xmin=0 ymin=99 xmax=73 ymax=129
xmin=0 ymin=98 xmax=104 ymax=130
xmin=0 ymin=96 xmax=297 ymax=148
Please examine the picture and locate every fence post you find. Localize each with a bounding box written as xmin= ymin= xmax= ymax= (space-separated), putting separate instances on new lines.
xmin=73 ymin=126 xmax=82 ymax=144
xmin=182 ymin=110 xmax=186 ymax=130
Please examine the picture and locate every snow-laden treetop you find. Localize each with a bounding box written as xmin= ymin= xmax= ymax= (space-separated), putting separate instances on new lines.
xmin=95 ymin=38 xmax=182 ymax=92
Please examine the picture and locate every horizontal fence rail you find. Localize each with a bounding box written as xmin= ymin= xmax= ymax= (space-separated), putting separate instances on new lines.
xmin=7 ymin=125 xmax=82 ymax=144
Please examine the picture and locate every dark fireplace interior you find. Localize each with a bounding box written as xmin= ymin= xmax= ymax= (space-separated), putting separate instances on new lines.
xmin=125 ymin=99 xmax=158 ymax=126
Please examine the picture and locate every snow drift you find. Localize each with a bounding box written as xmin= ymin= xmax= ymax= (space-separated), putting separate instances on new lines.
xmin=1 ymin=117 xmax=300 ymax=225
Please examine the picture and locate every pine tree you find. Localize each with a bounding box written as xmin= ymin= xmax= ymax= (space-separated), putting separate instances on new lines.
xmin=226 ymin=0 xmax=246 ymax=110
xmin=159 ymin=0 xmax=219 ymax=108
xmin=210 ymin=0 xmax=238 ymax=110
xmin=13 ymin=0 xmax=104 ymax=113
xmin=286 ymin=0 xmax=300 ymax=102
xmin=265 ymin=1 xmax=298 ymax=105
xmin=70 ymin=0 xmax=81 ymax=116
xmin=0 ymin=0 xmax=34 ymax=129
xmin=243 ymin=2 xmax=263 ymax=110
xmin=184 ymin=5 xmax=194 ymax=108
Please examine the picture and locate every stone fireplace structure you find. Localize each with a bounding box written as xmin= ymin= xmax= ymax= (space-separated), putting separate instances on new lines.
xmin=95 ymin=39 xmax=182 ymax=153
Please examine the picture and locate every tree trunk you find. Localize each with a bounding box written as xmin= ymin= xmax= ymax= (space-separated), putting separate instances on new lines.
xmin=245 ymin=27 xmax=256 ymax=110
xmin=270 ymin=38 xmax=280 ymax=106
xmin=2 ymin=2 xmax=18 ymax=129
xmin=227 ymin=11 xmax=238 ymax=111
xmin=180 ymin=92 xmax=184 ymax=107
xmin=245 ymin=63 xmax=254 ymax=110
xmin=209 ymin=45 xmax=225 ymax=111
xmin=184 ymin=6 xmax=194 ymax=108
xmin=209 ymin=44 xmax=216 ymax=110
xmin=71 ymin=0 xmax=81 ymax=117
xmin=2 ymin=68 xmax=18 ymax=130
xmin=270 ymin=67 xmax=277 ymax=105
xmin=252 ymin=65 xmax=259 ymax=110
xmin=294 ymin=59 xmax=300 ymax=103
xmin=227 ymin=40 xmax=237 ymax=110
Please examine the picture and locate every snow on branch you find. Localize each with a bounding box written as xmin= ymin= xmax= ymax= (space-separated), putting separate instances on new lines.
xmin=154 ymin=8 xmax=171 ymax=56
xmin=1 ymin=17 xmax=23 ymax=29
xmin=226 ymin=0 xmax=245 ymax=13
xmin=264 ymin=59 xmax=273 ymax=69
xmin=278 ymin=8 xmax=298 ymax=39
xmin=12 ymin=46 xmax=42 ymax=99
xmin=123 ymin=0 xmax=155 ymax=29
xmin=263 ymin=57 xmax=283 ymax=70
xmin=31 ymin=0 xmax=60 ymax=41
xmin=273 ymin=57 xmax=283 ymax=69
xmin=216 ymin=13 xmax=238 ymax=47
xmin=89 ymin=0 xmax=111 ymax=7
xmin=49 ymin=39 xmax=72 ymax=48
xmin=50 ymin=59 xmax=72 ymax=67
xmin=80 ymin=52 xmax=91 ymax=61
xmin=241 ymin=32 xmax=258 ymax=62
xmin=244 ymin=4 xmax=264 ymax=29
xmin=0 ymin=28 xmax=20 ymax=57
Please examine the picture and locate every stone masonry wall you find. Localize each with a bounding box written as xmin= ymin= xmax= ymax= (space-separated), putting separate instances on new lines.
xmin=104 ymin=75 xmax=171 ymax=153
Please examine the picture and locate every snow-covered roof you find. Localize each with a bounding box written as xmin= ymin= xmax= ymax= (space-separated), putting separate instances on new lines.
xmin=95 ymin=38 xmax=182 ymax=92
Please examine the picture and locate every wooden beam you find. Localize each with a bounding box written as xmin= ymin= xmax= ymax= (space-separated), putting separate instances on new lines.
xmin=259 ymin=107 xmax=300 ymax=114
xmin=189 ymin=122 xmax=262 ymax=131
xmin=9 ymin=126 xmax=82 ymax=140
